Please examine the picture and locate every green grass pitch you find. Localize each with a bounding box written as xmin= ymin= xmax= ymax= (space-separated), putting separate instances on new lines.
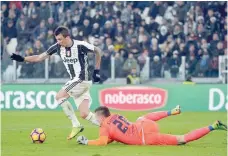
xmin=1 ymin=111 xmax=227 ymax=156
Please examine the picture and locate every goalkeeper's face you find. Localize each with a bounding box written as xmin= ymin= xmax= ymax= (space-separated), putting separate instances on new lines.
xmin=55 ymin=34 xmax=71 ymax=47
xmin=95 ymin=112 xmax=105 ymax=124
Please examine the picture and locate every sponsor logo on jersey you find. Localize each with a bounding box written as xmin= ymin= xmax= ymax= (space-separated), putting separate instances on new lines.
xmin=99 ymin=86 xmax=167 ymax=111
xmin=63 ymin=57 xmax=78 ymax=64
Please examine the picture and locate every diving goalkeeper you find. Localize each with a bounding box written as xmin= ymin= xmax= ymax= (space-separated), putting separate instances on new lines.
xmin=77 ymin=106 xmax=227 ymax=146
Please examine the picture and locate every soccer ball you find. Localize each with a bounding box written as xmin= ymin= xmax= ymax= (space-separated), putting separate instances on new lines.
xmin=30 ymin=128 xmax=46 ymax=143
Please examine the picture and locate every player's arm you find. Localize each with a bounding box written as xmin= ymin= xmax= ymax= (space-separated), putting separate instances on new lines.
xmin=77 ymin=126 xmax=113 ymax=146
xmin=80 ymin=41 xmax=101 ymax=82
xmin=93 ymin=46 xmax=102 ymax=70
xmin=10 ymin=43 xmax=59 ymax=63
xmin=88 ymin=136 xmax=112 ymax=146
xmin=77 ymin=136 xmax=113 ymax=146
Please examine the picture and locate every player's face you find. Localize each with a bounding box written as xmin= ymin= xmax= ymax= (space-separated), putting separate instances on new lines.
xmin=55 ymin=34 xmax=68 ymax=47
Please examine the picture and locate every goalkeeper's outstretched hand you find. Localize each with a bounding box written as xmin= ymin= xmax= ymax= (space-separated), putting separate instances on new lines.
xmin=10 ymin=53 xmax=24 ymax=62
xmin=77 ymin=136 xmax=88 ymax=145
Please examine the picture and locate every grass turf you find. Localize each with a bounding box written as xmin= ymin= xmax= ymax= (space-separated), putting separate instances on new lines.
xmin=1 ymin=111 xmax=227 ymax=156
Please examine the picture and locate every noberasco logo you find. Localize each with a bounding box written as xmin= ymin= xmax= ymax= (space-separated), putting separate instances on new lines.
xmin=99 ymin=86 xmax=168 ymax=111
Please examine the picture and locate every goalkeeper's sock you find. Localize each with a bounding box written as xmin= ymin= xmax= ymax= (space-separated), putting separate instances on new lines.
xmin=184 ymin=127 xmax=211 ymax=143
xmin=143 ymin=111 xmax=169 ymax=121
xmin=85 ymin=112 xmax=100 ymax=126
xmin=59 ymin=99 xmax=80 ymax=127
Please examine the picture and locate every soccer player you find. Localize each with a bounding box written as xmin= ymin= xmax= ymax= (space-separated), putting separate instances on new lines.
xmin=77 ymin=106 xmax=227 ymax=146
xmin=10 ymin=26 xmax=102 ymax=140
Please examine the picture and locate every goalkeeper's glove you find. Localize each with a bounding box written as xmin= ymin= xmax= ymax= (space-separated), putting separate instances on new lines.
xmin=93 ymin=69 xmax=100 ymax=82
xmin=10 ymin=53 xmax=25 ymax=62
xmin=77 ymin=136 xmax=88 ymax=145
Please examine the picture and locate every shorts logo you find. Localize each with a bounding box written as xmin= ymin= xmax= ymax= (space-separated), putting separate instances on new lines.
xmin=99 ymin=86 xmax=168 ymax=111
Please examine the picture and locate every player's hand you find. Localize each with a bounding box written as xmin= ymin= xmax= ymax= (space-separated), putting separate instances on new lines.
xmin=93 ymin=69 xmax=100 ymax=82
xmin=77 ymin=136 xmax=88 ymax=145
xmin=10 ymin=53 xmax=25 ymax=62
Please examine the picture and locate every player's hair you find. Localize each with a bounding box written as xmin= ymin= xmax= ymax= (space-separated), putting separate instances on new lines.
xmin=54 ymin=26 xmax=70 ymax=37
xmin=95 ymin=106 xmax=111 ymax=117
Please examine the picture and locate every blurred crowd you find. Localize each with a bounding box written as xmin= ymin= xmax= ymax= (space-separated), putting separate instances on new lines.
xmin=1 ymin=1 xmax=227 ymax=80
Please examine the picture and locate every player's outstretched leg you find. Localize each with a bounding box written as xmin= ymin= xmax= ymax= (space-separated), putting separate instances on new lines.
xmin=183 ymin=120 xmax=227 ymax=144
xmin=59 ymin=99 xmax=84 ymax=140
xmin=56 ymin=89 xmax=84 ymax=140
xmin=139 ymin=105 xmax=181 ymax=121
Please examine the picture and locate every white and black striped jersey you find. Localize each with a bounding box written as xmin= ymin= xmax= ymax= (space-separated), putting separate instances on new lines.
xmin=46 ymin=39 xmax=95 ymax=80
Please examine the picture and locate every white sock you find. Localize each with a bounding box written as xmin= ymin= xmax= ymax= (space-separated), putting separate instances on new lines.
xmin=85 ymin=112 xmax=100 ymax=126
xmin=58 ymin=99 xmax=80 ymax=127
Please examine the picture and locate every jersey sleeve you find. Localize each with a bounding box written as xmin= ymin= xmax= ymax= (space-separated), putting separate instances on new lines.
xmin=46 ymin=43 xmax=60 ymax=55
xmin=88 ymin=125 xmax=113 ymax=146
xmin=79 ymin=41 xmax=95 ymax=54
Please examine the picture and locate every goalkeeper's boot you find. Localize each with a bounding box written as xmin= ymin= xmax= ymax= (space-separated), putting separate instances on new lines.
xmin=212 ymin=120 xmax=227 ymax=131
xmin=170 ymin=105 xmax=181 ymax=115
xmin=67 ymin=126 xmax=84 ymax=140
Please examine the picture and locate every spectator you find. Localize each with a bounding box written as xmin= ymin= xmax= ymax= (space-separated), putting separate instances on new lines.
xmin=27 ymin=12 xmax=40 ymax=31
xmin=2 ymin=20 xmax=17 ymax=44
xmin=150 ymin=55 xmax=162 ymax=78
xmin=7 ymin=9 xmax=17 ymax=24
xmin=91 ymin=23 xmax=100 ymax=37
xmin=195 ymin=50 xmax=210 ymax=77
xmin=100 ymin=51 xmax=111 ymax=82
xmin=209 ymin=56 xmax=219 ymax=77
xmin=32 ymin=40 xmax=45 ymax=55
xmin=39 ymin=2 xmax=51 ymax=22
xmin=206 ymin=16 xmax=220 ymax=35
xmin=125 ymin=27 xmax=137 ymax=44
xmin=102 ymin=20 xmax=115 ymax=39
xmin=25 ymin=2 xmax=38 ymax=18
xmin=9 ymin=2 xmax=21 ymax=19
xmin=186 ymin=54 xmax=198 ymax=76
xmin=210 ymin=32 xmax=219 ymax=51
xmin=127 ymin=36 xmax=141 ymax=56
xmin=126 ymin=68 xmax=140 ymax=84
xmin=79 ymin=18 xmax=92 ymax=38
xmin=138 ymin=49 xmax=148 ymax=70
xmin=103 ymin=37 xmax=113 ymax=50
xmin=1 ymin=3 xmax=9 ymax=19
xmin=33 ymin=20 xmax=47 ymax=39
xmin=138 ymin=26 xmax=149 ymax=43
xmin=115 ymin=23 xmax=125 ymax=38
xmin=16 ymin=20 xmax=30 ymax=42
xmin=46 ymin=30 xmax=55 ymax=47
xmin=114 ymin=36 xmax=126 ymax=52
xmin=92 ymin=9 xmax=105 ymax=26
xmin=146 ymin=17 xmax=159 ymax=34
xmin=133 ymin=8 xmax=142 ymax=27
xmin=149 ymin=43 xmax=161 ymax=59
xmin=140 ymin=35 xmax=151 ymax=50
xmin=121 ymin=3 xmax=132 ymax=24
xmin=175 ymin=1 xmax=188 ymax=23
xmin=123 ymin=53 xmax=138 ymax=76
xmin=114 ymin=52 xmax=124 ymax=77
xmin=16 ymin=12 xmax=27 ymax=29
xmin=46 ymin=17 xmax=58 ymax=31
xmin=173 ymin=24 xmax=185 ymax=40
xmin=169 ymin=51 xmax=181 ymax=78
xmin=215 ymin=41 xmax=224 ymax=56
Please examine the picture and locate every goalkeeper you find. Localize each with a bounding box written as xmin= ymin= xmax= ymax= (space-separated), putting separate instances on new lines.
xmin=77 ymin=106 xmax=227 ymax=146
